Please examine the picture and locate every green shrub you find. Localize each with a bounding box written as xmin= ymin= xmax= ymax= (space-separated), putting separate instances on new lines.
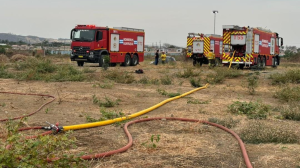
xmin=86 ymin=108 xmax=125 ymax=122
xmin=160 ymin=75 xmax=172 ymax=85
xmin=176 ymin=68 xmax=200 ymax=78
xmin=0 ymin=120 xmax=86 ymax=168
xmin=92 ymin=81 xmax=113 ymax=89
xmin=14 ymin=57 xmax=56 ymax=73
xmin=279 ymin=104 xmax=300 ymax=121
xmin=0 ymin=65 xmax=14 ymax=78
xmin=104 ymin=70 xmax=135 ymax=84
xmin=240 ymin=121 xmax=299 ymax=144
xmin=187 ymin=99 xmax=210 ymax=104
xmin=228 ymin=101 xmax=270 ymax=119
xmin=92 ymin=95 xmax=120 ymax=107
xmin=190 ymin=77 xmax=202 ymax=87
xmin=274 ymin=86 xmax=300 ymax=102
xmin=157 ymin=89 xmax=180 ymax=98
xmin=247 ymin=75 xmax=258 ymax=95
xmin=206 ymin=68 xmax=242 ymax=84
xmin=208 ymin=117 xmax=239 ymax=129
xmin=270 ymin=69 xmax=300 ymax=84
xmin=50 ymin=65 xmax=85 ymax=82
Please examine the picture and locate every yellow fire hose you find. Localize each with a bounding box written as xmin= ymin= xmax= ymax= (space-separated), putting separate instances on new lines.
xmin=63 ymin=84 xmax=209 ymax=131
xmin=228 ymin=51 xmax=236 ymax=70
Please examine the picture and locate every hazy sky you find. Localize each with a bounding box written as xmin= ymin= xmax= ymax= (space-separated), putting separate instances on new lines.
xmin=1 ymin=0 xmax=299 ymax=47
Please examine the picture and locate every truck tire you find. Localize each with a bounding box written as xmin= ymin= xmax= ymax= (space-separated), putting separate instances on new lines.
xmin=257 ymin=57 xmax=262 ymax=69
xmin=77 ymin=61 xmax=84 ymax=66
xmin=272 ymin=57 xmax=277 ymax=67
xmin=193 ymin=60 xmax=196 ymax=66
xmin=215 ymin=58 xmax=220 ymax=67
xmin=99 ymin=55 xmax=104 ymax=67
xmin=199 ymin=59 xmax=203 ymax=66
xmin=123 ymin=54 xmax=131 ymax=66
xmin=130 ymin=54 xmax=138 ymax=66
xmin=262 ymin=57 xmax=266 ymax=68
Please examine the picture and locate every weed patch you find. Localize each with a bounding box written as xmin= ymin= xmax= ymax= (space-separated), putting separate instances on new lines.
xmin=104 ymin=70 xmax=135 ymax=84
xmin=240 ymin=121 xmax=299 ymax=144
xmin=138 ymin=77 xmax=160 ymax=85
xmin=0 ymin=65 xmax=14 ymax=78
xmin=160 ymin=75 xmax=172 ymax=85
xmin=176 ymin=68 xmax=200 ymax=78
xmin=0 ymin=119 xmax=86 ymax=167
xmin=92 ymin=95 xmax=120 ymax=107
xmin=50 ymin=65 xmax=85 ymax=82
xmin=270 ymin=69 xmax=300 ymax=84
xmin=206 ymin=68 xmax=242 ymax=84
xmin=157 ymin=89 xmax=180 ymax=98
xmin=247 ymin=75 xmax=259 ymax=95
xmin=86 ymin=108 xmax=125 ymax=122
xmin=274 ymin=86 xmax=300 ymax=102
xmin=190 ymin=77 xmax=202 ymax=87
xmin=141 ymin=135 xmax=160 ymax=148
xmin=228 ymin=101 xmax=270 ymax=119
xmin=279 ymin=104 xmax=300 ymax=121
xmin=187 ymin=99 xmax=210 ymax=104
xmin=208 ymin=117 xmax=239 ymax=129
xmin=93 ymin=81 xmax=114 ymax=89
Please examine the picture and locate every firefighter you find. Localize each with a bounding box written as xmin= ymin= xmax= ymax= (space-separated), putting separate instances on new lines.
xmin=154 ymin=50 xmax=159 ymax=65
xmin=161 ymin=51 xmax=166 ymax=64
xmin=207 ymin=49 xmax=215 ymax=67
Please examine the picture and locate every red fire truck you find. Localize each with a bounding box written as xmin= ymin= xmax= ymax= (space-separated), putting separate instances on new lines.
xmin=222 ymin=25 xmax=283 ymax=68
xmin=186 ymin=33 xmax=223 ymax=66
xmin=70 ymin=25 xmax=145 ymax=67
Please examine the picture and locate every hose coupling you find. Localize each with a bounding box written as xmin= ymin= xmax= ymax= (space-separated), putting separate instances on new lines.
xmin=43 ymin=121 xmax=63 ymax=133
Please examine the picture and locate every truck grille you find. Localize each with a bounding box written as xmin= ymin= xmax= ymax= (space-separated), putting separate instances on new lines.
xmin=73 ymin=46 xmax=90 ymax=56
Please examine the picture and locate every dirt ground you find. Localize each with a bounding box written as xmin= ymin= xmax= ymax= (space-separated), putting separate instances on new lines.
xmin=0 ymin=57 xmax=300 ymax=168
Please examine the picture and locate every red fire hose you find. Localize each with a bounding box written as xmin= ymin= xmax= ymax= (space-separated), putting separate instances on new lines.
xmin=0 ymin=92 xmax=253 ymax=168
xmin=0 ymin=91 xmax=55 ymax=122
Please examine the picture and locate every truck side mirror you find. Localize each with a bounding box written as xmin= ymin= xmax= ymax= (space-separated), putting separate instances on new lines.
xmin=70 ymin=29 xmax=74 ymax=39
xmin=281 ymin=38 xmax=283 ymax=46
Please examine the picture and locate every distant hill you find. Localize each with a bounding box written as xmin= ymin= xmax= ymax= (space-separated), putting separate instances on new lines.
xmin=0 ymin=33 xmax=70 ymax=44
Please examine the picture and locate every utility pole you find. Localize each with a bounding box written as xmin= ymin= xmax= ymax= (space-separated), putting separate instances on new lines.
xmin=213 ymin=10 xmax=219 ymax=34
xmin=159 ymin=40 xmax=161 ymax=49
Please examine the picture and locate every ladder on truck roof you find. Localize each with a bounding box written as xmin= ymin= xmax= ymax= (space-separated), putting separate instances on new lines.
xmin=113 ymin=27 xmax=144 ymax=32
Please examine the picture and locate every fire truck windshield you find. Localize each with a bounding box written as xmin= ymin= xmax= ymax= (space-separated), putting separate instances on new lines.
xmin=72 ymin=29 xmax=95 ymax=42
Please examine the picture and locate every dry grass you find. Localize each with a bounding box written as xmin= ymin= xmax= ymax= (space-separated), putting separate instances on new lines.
xmin=0 ymin=56 xmax=300 ymax=168
xmin=240 ymin=120 xmax=299 ymax=144
xmin=0 ymin=54 xmax=9 ymax=63
xmin=10 ymin=54 xmax=29 ymax=62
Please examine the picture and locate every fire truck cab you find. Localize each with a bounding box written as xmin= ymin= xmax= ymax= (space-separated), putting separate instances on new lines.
xmin=70 ymin=25 xmax=145 ymax=67
xmin=186 ymin=33 xmax=223 ymax=66
xmin=222 ymin=25 xmax=283 ymax=69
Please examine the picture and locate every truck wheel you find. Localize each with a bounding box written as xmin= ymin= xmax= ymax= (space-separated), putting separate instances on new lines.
xmin=272 ymin=57 xmax=277 ymax=68
xmin=215 ymin=58 xmax=220 ymax=67
xmin=193 ymin=60 xmax=196 ymax=66
xmin=262 ymin=57 xmax=266 ymax=68
xmin=99 ymin=55 xmax=104 ymax=67
xmin=130 ymin=54 xmax=138 ymax=66
xmin=239 ymin=64 xmax=244 ymax=70
xmin=199 ymin=59 xmax=203 ymax=66
xmin=257 ymin=57 xmax=262 ymax=69
xmin=123 ymin=54 xmax=131 ymax=66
